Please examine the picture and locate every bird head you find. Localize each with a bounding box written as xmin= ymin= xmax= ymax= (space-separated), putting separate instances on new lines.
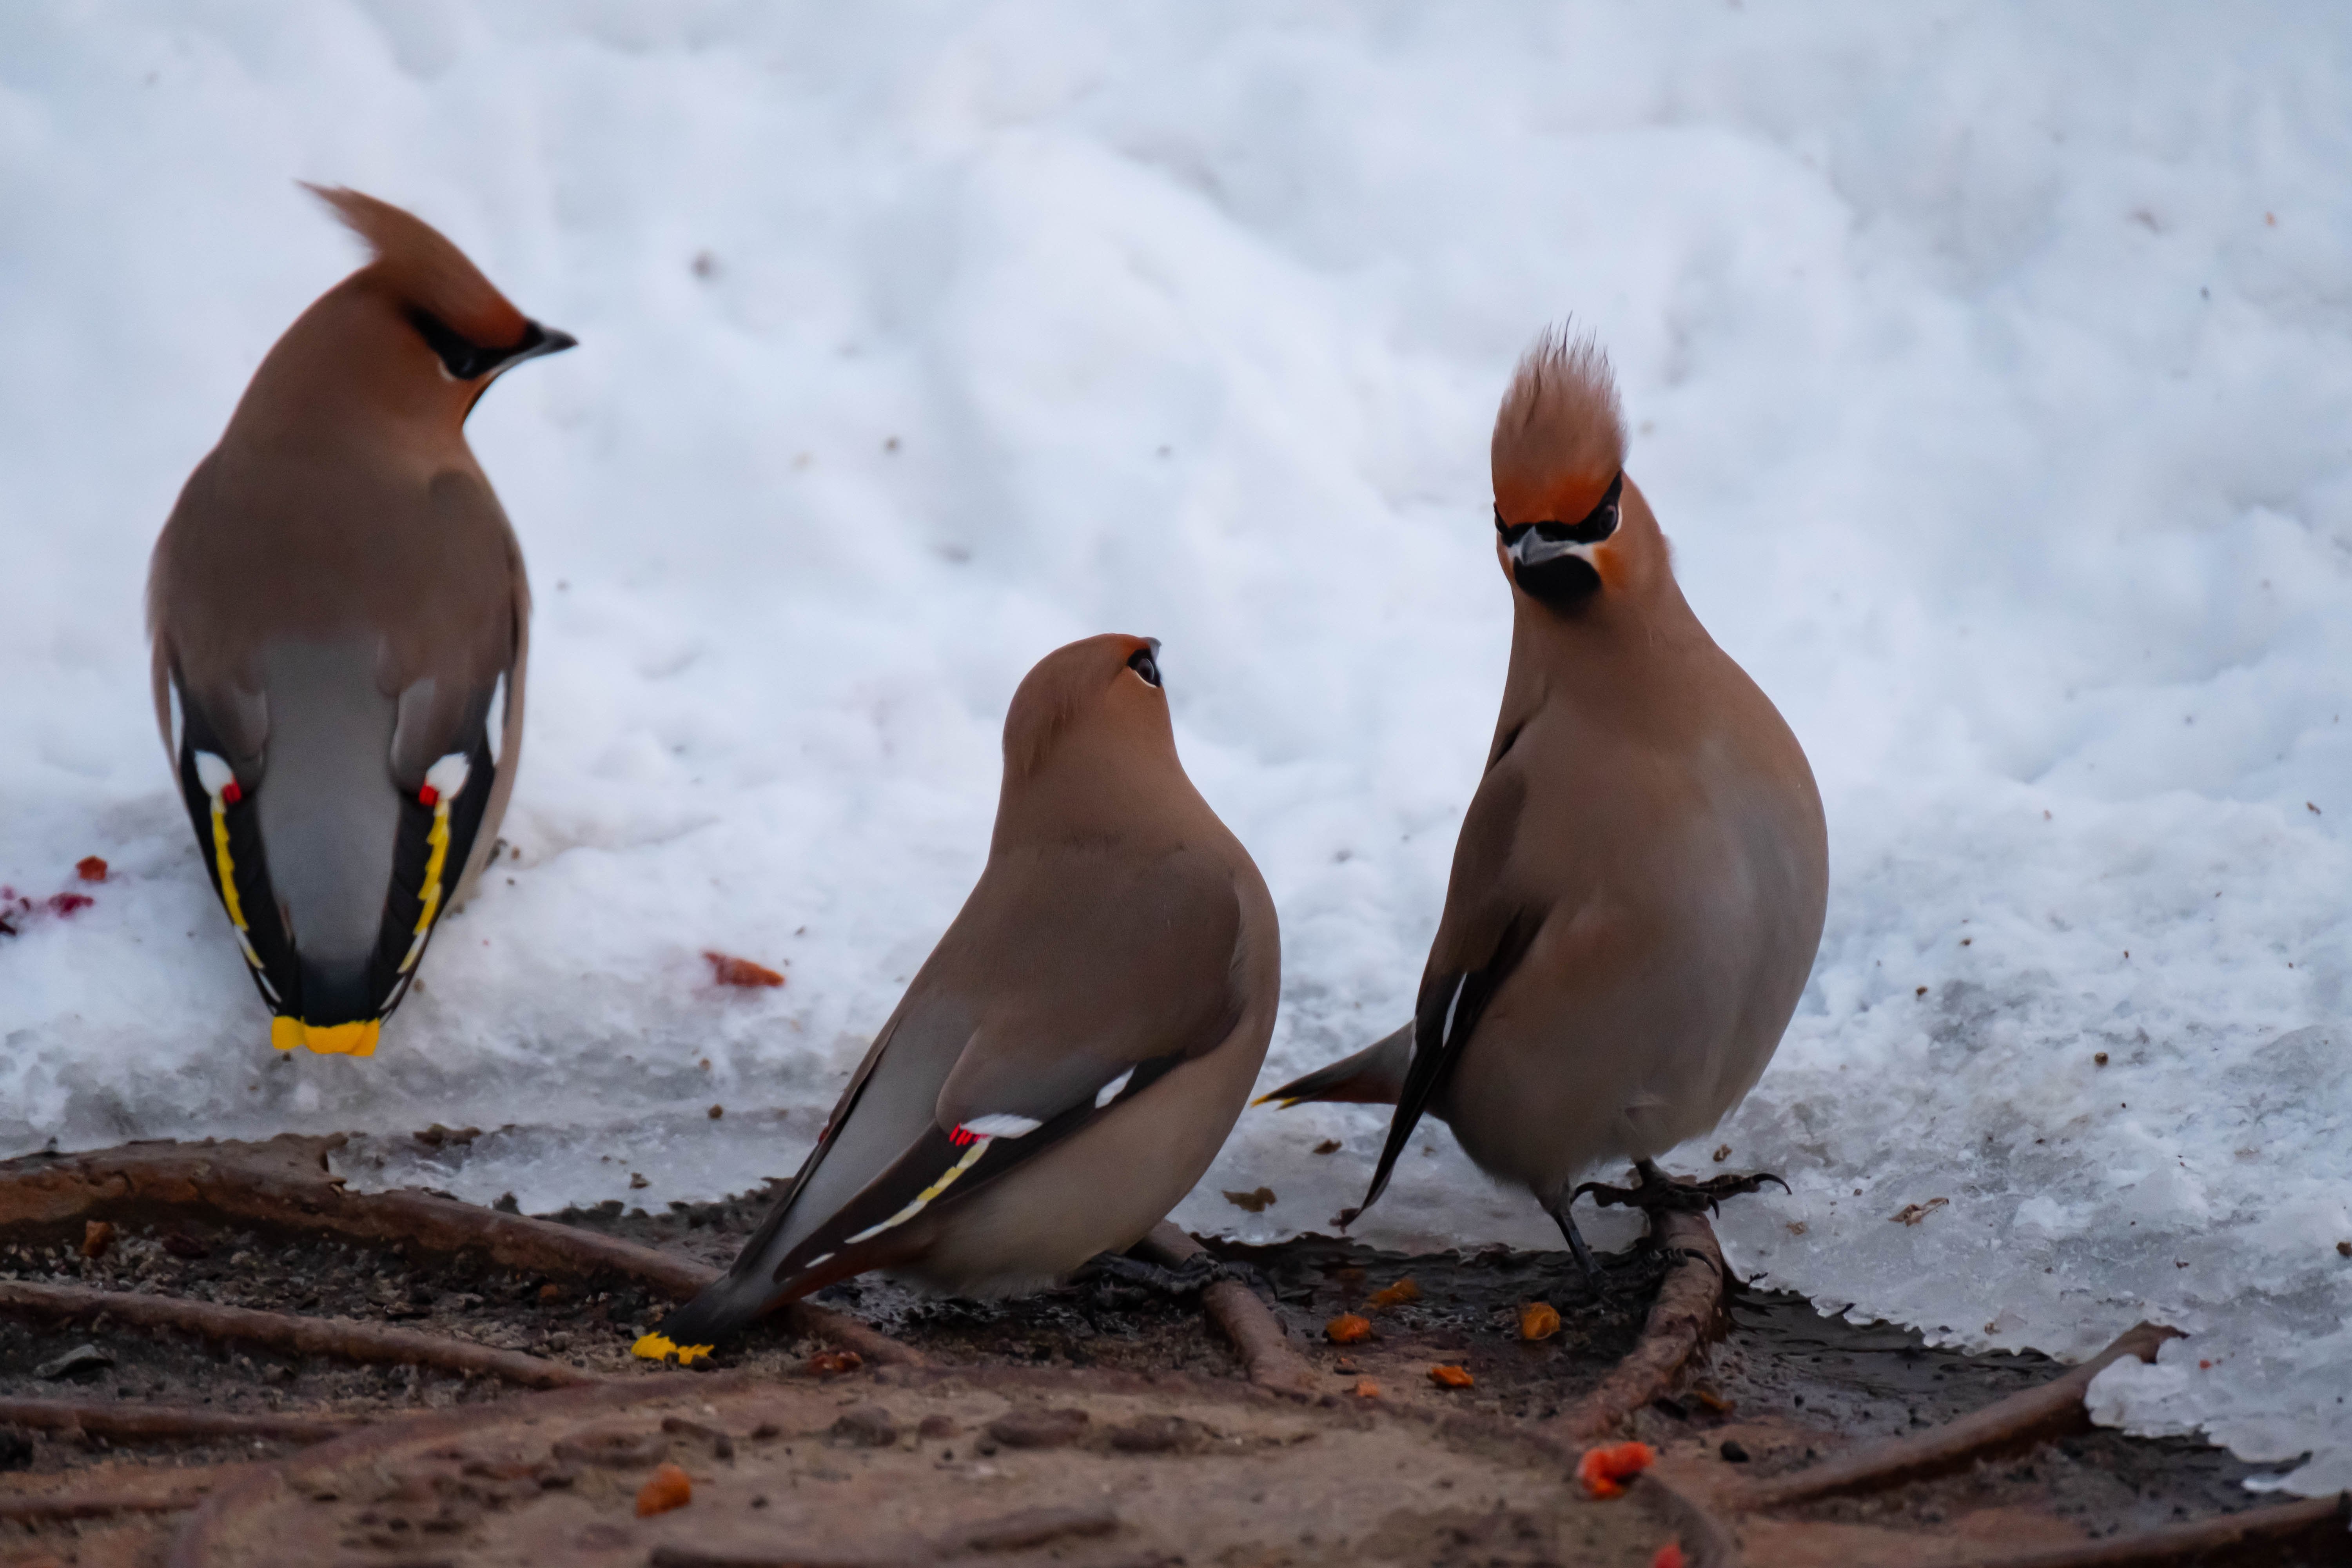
xmin=295 ymin=185 xmax=575 ymax=428
xmin=1489 ymin=327 xmax=1653 ymax=610
xmin=995 ymin=634 xmax=1187 ymax=845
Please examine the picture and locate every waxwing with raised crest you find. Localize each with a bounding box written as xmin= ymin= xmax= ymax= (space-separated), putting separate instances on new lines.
xmin=147 ymin=185 xmax=573 ymax=1057
xmin=1257 ymin=327 xmax=1828 ymax=1276
xmin=638 ymin=635 xmax=1279 ymax=1360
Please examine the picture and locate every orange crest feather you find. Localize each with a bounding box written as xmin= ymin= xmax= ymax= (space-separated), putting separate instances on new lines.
xmin=1491 ymin=325 xmax=1626 ymax=525
xmin=304 ymin=183 xmax=528 ymax=349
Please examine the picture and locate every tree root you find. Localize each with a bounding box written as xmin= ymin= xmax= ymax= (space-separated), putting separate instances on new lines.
xmin=1955 ymin=1491 xmax=2350 ymax=1568
xmin=0 ymin=1488 xmax=211 ymax=1521
xmin=1134 ymin=1221 xmax=1317 ymax=1395
xmin=0 ymin=1395 xmax=363 ymax=1445
xmin=1546 ymin=1207 xmax=1727 ymax=1445
xmin=0 ymin=1278 xmax=594 ymax=1389
xmin=0 ymin=1134 xmax=918 ymax=1367
xmin=1726 ymin=1320 xmax=2183 ymax=1510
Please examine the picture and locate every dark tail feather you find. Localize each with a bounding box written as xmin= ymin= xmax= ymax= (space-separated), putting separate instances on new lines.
xmin=1252 ymin=1022 xmax=1413 ymax=1109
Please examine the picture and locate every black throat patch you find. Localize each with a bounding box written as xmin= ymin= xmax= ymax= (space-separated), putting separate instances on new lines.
xmin=1496 ymin=470 xmax=1622 ymax=607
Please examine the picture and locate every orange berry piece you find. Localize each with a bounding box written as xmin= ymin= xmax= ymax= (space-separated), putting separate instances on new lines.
xmin=1577 ymin=1440 xmax=1656 ymax=1498
xmin=635 ymin=1461 xmax=692 ymax=1517
xmin=1325 ymin=1313 xmax=1373 ymax=1345
xmin=1427 ymin=1364 xmax=1474 ymax=1389
xmin=1520 ymin=1301 xmax=1562 ymax=1340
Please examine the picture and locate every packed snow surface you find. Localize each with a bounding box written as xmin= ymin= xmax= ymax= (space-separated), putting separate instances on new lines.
xmin=4 ymin=1 xmax=2350 ymax=1494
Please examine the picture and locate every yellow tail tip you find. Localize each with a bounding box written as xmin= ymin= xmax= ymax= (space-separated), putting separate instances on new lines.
xmin=632 ymin=1332 xmax=713 ymax=1365
xmin=1250 ymin=1092 xmax=1301 ymax=1109
xmin=270 ymin=1016 xmax=381 ymax=1057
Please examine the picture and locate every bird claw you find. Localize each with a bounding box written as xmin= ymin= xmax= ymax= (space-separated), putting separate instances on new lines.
xmin=1573 ymin=1168 xmax=1789 ymax=1216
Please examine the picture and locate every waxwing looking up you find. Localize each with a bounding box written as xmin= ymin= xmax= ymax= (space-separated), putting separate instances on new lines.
xmin=637 ymin=634 xmax=1279 ymax=1361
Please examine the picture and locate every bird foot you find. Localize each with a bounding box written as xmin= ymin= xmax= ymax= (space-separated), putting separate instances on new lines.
xmin=1572 ymin=1166 xmax=1790 ymax=1217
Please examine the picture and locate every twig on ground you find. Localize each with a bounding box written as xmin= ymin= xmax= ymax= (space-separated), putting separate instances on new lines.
xmin=0 ymin=1134 xmax=921 ymax=1368
xmin=1953 ymin=1491 xmax=2350 ymax=1568
xmin=0 ymin=1489 xmax=209 ymax=1522
xmin=0 ymin=1278 xmax=593 ymax=1389
xmin=0 ymin=1395 xmax=362 ymax=1445
xmin=1546 ymin=1208 xmax=1727 ymax=1445
xmin=1728 ymin=1321 xmax=2183 ymax=1510
xmin=1135 ymin=1221 xmax=1317 ymax=1395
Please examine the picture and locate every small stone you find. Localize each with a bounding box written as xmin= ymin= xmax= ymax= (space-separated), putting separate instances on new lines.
xmin=830 ymin=1405 xmax=898 ymax=1447
xmin=0 ymin=1429 xmax=33 ymax=1470
xmin=1719 ymin=1439 xmax=1751 ymax=1463
xmin=160 ymin=1232 xmax=209 ymax=1259
xmin=985 ymin=1407 xmax=1089 ymax=1450
xmin=1106 ymin=1415 xmax=1197 ymax=1454
xmin=34 ymin=1345 xmax=113 ymax=1380
xmin=916 ymin=1414 xmax=958 ymax=1440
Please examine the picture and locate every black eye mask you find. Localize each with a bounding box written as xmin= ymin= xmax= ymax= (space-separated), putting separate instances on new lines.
xmin=1495 ymin=470 xmax=1623 ymax=566
xmin=407 ymin=309 xmax=576 ymax=381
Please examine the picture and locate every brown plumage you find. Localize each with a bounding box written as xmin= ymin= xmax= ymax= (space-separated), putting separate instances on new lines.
xmin=146 ymin=186 xmax=573 ymax=1057
xmin=640 ymin=635 xmax=1280 ymax=1358
xmin=1260 ymin=328 xmax=1828 ymax=1273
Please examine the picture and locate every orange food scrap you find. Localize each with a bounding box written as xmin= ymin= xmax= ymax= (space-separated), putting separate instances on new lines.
xmin=1427 ymin=1364 xmax=1474 ymax=1389
xmin=635 ymin=1461 xmax=692 ymax=1517
xmin=1519 ymin=1301 xmax=1562 ymax=1341
xmin=80 ymin=1221 xmax=114 ymax=1259
xmin=74 ymin=857 xmax=107 ymax=883
xmin=704 ymin=951 xmax=785 ymax=988
xmin=1577 ymin=1440 xmax=1656 ymax=1498
xmin=1324 ymin=1313 xmax=1373 ymax=1345
xmin=807 ymin=1349 xmax=865 ymax=1375
xmin=1352 ymin=1377 xmax=1381 ymax=1399
xmin=1651 ymin=1542 xmax=1687 ymax=1568
xmin=1368 ymin=1277 xmax=1420 ymax=1308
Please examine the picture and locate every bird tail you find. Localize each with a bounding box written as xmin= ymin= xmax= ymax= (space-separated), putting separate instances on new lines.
xmin=632 ymin=1267 xmax=779 ymax=1366
xmin=1252 ymin=1022 xmax=1413 ymax=1109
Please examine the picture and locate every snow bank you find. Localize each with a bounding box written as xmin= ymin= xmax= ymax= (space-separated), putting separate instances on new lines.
xmin=4 ymin=2 xmax=2348 ymax=1492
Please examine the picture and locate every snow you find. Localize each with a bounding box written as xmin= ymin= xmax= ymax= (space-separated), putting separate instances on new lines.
xmin=5 ymin=0 xmax=2352 ymax=1494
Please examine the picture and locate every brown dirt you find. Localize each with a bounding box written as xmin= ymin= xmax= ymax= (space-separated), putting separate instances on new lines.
xmin=0 ymin=1151 xmax=2335 ymax=1567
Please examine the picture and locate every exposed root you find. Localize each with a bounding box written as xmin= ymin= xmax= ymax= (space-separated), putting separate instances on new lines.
xmin=1954 ymin=1490 xmax=2350 ymax=1568
xmin=0 ymin=1278 xmax=594 ymax=1389
xmin=1134 ymin=1221 xmax=1317 ymax=1395
xmin=1545 ymin=1207 xmax=1726 ymax=1445
xmin=0 ymin=1395 xmax=362 ymax=1445
xmin=0 ymin=1134 xmax=920 ymax=1368
xmin=0 ymin=1488 xmax=210 ymax=1521
xmin=1727 ymin=1321 xmax=2183 ymax=1510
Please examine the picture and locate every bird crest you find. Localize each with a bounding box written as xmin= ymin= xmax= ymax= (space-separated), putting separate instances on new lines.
xmin=1491 ymin=325 xmax=1626 ymax=527
xmin=304 ymin=183 xmax=530 ymax=351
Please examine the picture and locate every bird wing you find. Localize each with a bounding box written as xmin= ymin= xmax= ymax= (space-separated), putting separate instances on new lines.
xmin=1357 ymin=759 xmax=1543 ymax=1217
xmin=159 ymin=468 xmax=522 ymax=1047
xmin=733 ymin=840 xmax=1247 ymax=1299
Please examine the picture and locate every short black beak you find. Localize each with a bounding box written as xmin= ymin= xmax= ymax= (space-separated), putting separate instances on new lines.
xmin=516 ymin=321 xmax=578 ymax=361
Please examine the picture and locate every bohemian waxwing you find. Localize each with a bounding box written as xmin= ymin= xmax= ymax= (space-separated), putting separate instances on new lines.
xmin=637 ymin=635 xmax=1279 ymax=1359
xmin=1258 ymin=328 xmax=1828 ymax=1276
xmin=146 ymin=186 xmax=572 ymax=1058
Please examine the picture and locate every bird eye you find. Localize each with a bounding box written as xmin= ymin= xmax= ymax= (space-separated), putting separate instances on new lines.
xmin=1126 ymin=648 xmax=1162 ymax=688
